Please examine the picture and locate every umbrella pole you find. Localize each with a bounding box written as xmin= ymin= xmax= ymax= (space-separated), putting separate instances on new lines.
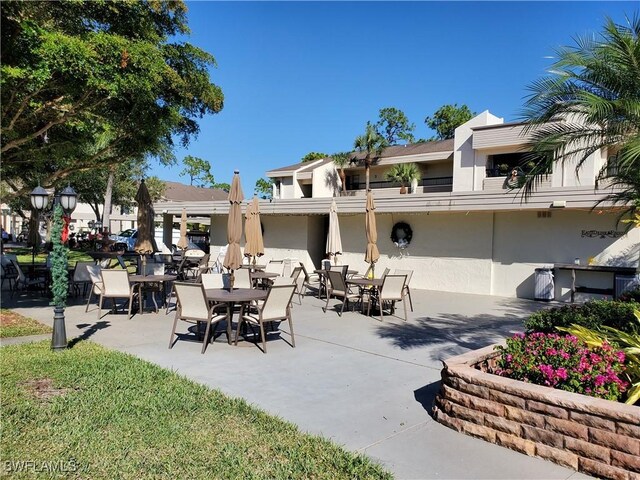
xmin=229 ymin=269 xmax=235 ymax=289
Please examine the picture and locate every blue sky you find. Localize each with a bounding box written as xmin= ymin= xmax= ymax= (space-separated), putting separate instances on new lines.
xmin=149 ymin=1 xmax=637 ymax=195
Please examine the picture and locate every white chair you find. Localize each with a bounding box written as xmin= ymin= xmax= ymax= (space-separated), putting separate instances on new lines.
xmin=1 ymin=254 xmax=18 ymax=291
xmin=169 ymin=282 xmax=230 ymax=354
xmin=368 ymin=274 xmax=408 ymax=322
xmin=299 ymin=263 xmax=321 ymax=297
xmin=322 ymin=269 xmax=361 ymax=316
xmin=272 ymin=276 xmax=295 ymax=286
xmin=394 ymin=269 xmax=414 ymax=311
xmin=230 ymin=268 xmax=252 ymax=289
xmin=70 ymin=261 xmax=94 ymax=297
xmin=290 ymin=266 xmax=303 ymax=304
xmin=85 ymin=264 xmax=103 ymax=312
xmin=237 ymin=284 xmax=297 ymax=353
xmin=265 ymin=260 xmax=284 ymax=276
xmin=98 ymin=270 xmax=137 ymax=319
xmin=200 ymin=273 xmax=225 ymax=290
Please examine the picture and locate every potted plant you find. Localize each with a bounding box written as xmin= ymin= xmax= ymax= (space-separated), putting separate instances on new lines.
xmin=498 ymin=163 xmax=510 ymax=176
xmin=385 ymin=163 xmax=420 ymax=194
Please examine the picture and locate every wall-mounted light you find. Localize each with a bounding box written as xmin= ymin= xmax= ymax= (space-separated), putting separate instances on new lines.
xmin=551 ymin=200 xmax=566 ymax=208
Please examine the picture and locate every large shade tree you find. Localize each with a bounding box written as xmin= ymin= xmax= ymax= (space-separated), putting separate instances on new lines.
xmin=521 ymin=15 xmax=640 ymax=211
xmin=1 ymin=0 xmax=224 ymax=201
xmin=354 ymin=123 xmax=387 ymax=191
xmin=375 ymin=107 xmax=415 ymax=145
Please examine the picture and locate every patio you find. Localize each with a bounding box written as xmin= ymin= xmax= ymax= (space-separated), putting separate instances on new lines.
xmin=2 ymin=287 xmax=591 ymax=479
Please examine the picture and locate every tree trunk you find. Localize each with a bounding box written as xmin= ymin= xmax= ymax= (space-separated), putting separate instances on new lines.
xmin=339 ymin=168 xmax=346 ymax=195
xmin=102 ymin=167 xmax=115 ymax=234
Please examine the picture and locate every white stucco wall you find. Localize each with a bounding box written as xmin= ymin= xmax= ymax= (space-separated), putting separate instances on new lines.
xmin=453 ymin=111 xmax=504 ymax=192
xmin=279 ymin=177 xmax=296 ymax=199
xmin=312 ymin=162 xmax=340 ymax=198
xmin=491 ymin=210 xmax=639 ymax=299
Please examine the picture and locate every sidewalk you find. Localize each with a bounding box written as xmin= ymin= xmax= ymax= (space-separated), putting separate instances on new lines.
xmin=3 ymin=288 xmax=592 ymax=479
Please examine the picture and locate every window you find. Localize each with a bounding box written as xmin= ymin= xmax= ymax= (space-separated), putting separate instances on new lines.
xmin=486 ymin=152 xmax=549 ymax=177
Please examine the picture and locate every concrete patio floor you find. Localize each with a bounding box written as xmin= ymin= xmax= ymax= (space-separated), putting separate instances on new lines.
xmin=2 ymin=287 xmax=592 ymax=480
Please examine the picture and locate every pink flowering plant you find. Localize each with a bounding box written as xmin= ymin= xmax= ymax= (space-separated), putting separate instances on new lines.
xmin=494 ymin=333 xmax=628 ymax=401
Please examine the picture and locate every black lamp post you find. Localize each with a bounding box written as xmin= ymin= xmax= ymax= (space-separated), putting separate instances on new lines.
xmin=29 ymin=186 xmax=49 ymax=265
xmin=34 ymin=184 xmax=77 ymax=351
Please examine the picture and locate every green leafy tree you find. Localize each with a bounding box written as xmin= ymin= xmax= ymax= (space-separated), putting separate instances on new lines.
xmin=375 ymin=107 xmax=415 ymax=145
xmin=521 ymin=16 xmax=640 ymax=206
xmin=424 ymin=104 xmax=475 ymax=140
xmin=385 ymin=163 xmax=421 ymax=193
xmin=301 ymin=152 xmax=328 ymax=163
xmin=1 ymin=0 xmax=224 ymax=200
xmin=331 ymin=152 xmax=353 ymax=194
xmin=255 ymin=177 xmax=274 ymax=200
xmin=180 ymin=156 xmax=215 ymax=187
xmin=354 ymin=123 xmax=387 ymax=191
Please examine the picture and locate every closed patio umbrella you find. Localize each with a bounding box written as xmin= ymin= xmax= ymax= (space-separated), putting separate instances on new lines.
xmin=326 ymin=198 xmax=343 ymax=265
xmin=224 ymin=171 xmax=244 ymax=286
xmin=177 ymin=208 xmax=189 ymax=250
xmin=364 ymin=190 xmax=379 ymax=275
xmin=244 ymin=196 xmax=264 ymax=264
xmin=133 ymin=179 xmax=158 ymax=273
xmin=28 ymin=210 xmax=41 ymax=264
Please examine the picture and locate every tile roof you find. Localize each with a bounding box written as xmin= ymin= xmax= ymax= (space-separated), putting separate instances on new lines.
xmin=162 ymin=181 xmax=228 ymax=202
xmin=267 ymin=140 xmax=453 ymax=176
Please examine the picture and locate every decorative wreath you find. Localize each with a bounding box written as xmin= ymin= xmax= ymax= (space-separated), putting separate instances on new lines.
xmin=391 ymin=222 xmax=413 ymax=249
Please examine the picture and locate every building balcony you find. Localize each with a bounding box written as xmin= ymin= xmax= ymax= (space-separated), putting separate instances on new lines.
xmin=344 ymin=176 xmax=453 ymax=196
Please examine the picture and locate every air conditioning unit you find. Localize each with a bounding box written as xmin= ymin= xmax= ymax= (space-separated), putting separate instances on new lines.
xmin=615 ymin=274 xmax=640 ymax=298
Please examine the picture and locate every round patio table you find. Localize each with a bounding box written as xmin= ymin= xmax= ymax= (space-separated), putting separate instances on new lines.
xmin=346 ymin=278 xmax=384 ymax=315
xmin=205 ymin=288 xmax=268 ymax=343
xmin=129 ymin=274 xmax=177 ymax=314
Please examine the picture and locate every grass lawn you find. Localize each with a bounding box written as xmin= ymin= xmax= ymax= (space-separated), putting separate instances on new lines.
xmin=6 ymin=247 xmax=93 ymax=267
xmin=0 ymin=309 xmax=52 ymax=338
xmin=1 ymin=341 xmax=392 ymax=479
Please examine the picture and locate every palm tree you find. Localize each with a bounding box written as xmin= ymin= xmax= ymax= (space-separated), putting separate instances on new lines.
xmin=354 ymin=123 xmax=387 ymax=191
xmin=331 ymin=152 xmax=352 ymax=195
xmin=385 ymin=163 xmax=420 ymax=194
xmin=521 ymin=15 xmax=640 ymax=208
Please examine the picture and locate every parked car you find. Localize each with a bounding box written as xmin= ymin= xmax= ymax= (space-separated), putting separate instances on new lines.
xmin=109 ymin=229 xmax=138 ymax=251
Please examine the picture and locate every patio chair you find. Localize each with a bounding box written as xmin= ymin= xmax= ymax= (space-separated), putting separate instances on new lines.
xmin=272 ymin=276 xmax=295 ymax=286
xmin=290 ymin=266 xmax=303 ymax=304
xmin=236 ymin=284 xmax=297 ymax=353
xmin=265 ymin=260 xmax=284 ymax=276
xmin=85 ymin=264 xmax=103 ymax=312
xmin=322 ymin=269 xmax=361 ymax=316
xmin=299 ymin=262 xmax=321 ymax=297
xmin=1 ymin=254 xmax=18 ymax=291
xmin=98 ymin=269 xmax=137 ymax=319
xmin=70 ymin=261 xmax=94 ymax=297
xmin=184 ymin=253 xmax=210 ymax=279
xmin=394 ymin=269 xmax=414 ymax=311
xmin=200 ymin=273 xmax=225 ymax=290
xmin=169 ymin=282 xmax=231 ymax=354
xmin=368 ymin=274 xmax=408 ymax=322
xmin=10 ymin=260 xmax=46 ymax=297
xmin=231 ymin=267 xmax=252 ymax=289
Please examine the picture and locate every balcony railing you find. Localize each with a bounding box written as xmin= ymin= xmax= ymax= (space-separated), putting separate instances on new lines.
xmin=348 ymin=176 xmax=453 ymax=191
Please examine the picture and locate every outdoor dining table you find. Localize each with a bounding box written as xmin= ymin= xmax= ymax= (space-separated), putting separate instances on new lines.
xmin=240 ymin=264 xmax=266 ymax=272
xmin=129 ymin=274 xmax=177 ymax=314
xmin=346 ymin=277 xmax=384 ymax=314
xmin=205 ymin=288 xmax=268 ymax=343
xmin=250 ymin=270 xmax=279 ymax=288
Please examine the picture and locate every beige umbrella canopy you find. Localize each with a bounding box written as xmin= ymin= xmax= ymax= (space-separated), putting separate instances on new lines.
xmin=223 ymin=171 xmax=244 ymax=274
xmin=133 ymin=179 xmax=158 ymax=255
xmin=244 ymin=196 xmax=264 ymax=264
xmin=177 ymin=208 xmax=189 ymax=250
xmin=364 ymin=191 xmax=380 ymax=272
xmin=326 ymin=198 xmax=343 ymax=265
xmin=27 ymin=210 xmax=41 ymax=250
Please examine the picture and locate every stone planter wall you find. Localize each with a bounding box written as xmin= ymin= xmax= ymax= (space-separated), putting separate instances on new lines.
xmin=433 ymin=344 xmax=640 ymax=480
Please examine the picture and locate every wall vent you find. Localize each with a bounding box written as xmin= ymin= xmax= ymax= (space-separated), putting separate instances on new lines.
xmin=537 ymin=211 xmax=552 ymax=218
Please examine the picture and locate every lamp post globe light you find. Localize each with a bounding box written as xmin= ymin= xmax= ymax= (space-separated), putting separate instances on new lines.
xmin=59 ymin=185 xmax=77 ymax=214
xmin=30 ymin=185 xmax=49 ymax=211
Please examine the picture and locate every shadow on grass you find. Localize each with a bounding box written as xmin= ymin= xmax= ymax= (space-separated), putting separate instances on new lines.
xmin=68 ymin=321 xmax=111 ymax=348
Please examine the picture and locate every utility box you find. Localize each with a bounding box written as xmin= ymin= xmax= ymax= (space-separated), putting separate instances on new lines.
xmin=534 ymin=268 xmax=554 ymax=301
xmin=615 ymin=274 xmax=640 ymax=298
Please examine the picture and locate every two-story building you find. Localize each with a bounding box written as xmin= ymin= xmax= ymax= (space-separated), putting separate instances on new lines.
xmin=156 ymin=111 xmax=638 ymax=300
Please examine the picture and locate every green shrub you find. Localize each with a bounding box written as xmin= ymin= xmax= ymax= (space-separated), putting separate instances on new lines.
xmin=618 ymin=287 xmax=640 ymax=303
xmin=525 ymin=300 xmax=640 ymax=335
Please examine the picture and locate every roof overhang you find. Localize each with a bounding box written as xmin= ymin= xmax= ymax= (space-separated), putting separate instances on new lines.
xmin=154 ymin=187 xmax=622 ymax=216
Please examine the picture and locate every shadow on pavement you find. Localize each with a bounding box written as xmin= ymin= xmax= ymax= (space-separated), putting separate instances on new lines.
xmin=68 ymin=321 xmax=111 ymax=348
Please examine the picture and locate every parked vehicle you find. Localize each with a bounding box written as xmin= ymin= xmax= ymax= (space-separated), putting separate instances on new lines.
xmin=109 ymin=229 xmax=138 ymax=251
